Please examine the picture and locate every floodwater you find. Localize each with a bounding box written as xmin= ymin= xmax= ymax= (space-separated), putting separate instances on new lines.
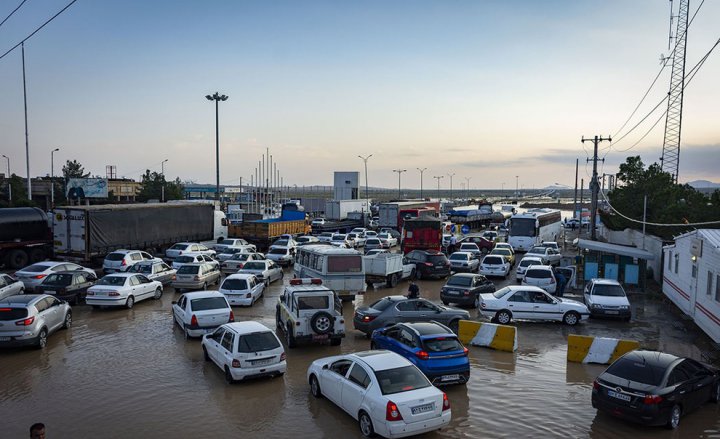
xmin=1 ymin=267 xmax=719 ymax=438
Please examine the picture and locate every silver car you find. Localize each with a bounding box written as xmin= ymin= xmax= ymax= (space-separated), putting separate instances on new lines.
xmin=14 ymin=262 xmax=95 ymax=289
xmin=127 ymin=261 xmax=177 ymax=286
xmin=0 ymin=274 xmax=25 ymax=301
xmin=0 ymin=294 xmax=72 ymax=349
xmin=353 ymin=296 xmax=470 ymax=336
xmin=172 ymin=263 xmax=221 ymax=292
xmin=238 ymin=260 xmax=284 ymax=286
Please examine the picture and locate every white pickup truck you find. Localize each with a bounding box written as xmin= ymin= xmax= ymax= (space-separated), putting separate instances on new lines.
xmin=363 ymin=253 xmax=416 ymax=288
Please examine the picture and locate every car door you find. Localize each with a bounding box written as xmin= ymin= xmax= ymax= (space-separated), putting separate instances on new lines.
xmin=73 ymin=273 xmax=91 ymax=299
xmin=666 ymin=362 xmax=696 ymax=410
xmin=477 ymin=275 xmax=495 ymax=294
xmin=0 ymin=276 xmax=10 ymax=300
xmin=206 ymin=327 xmax=226 ymax=367
xmin=321 ymin=359 xmax=353 ymax=406
xmin=269 ymin=262 xmax=282 ymax=282
xmin=135 ymin=275 xmax=154 ymax=300
xmin=217 ymin=331 xmax=236 ymax=370
xmin=677 ymin=359 xmax=713 ymax=410
xmin=376 ymin=326 xmax=401 ymax=351
xmin=415 ymin=299 xmax=444 ymax=323
xmin=505 ymin=290 xmax=534 ymax=320
xmin=394 ymin=300 xmax=420 ymax=323
xmin=45 ymin=296 xmax=64 ymax=331
xmin=341 ymin=362 xmax=371 ymax=416
xmin=141 ymin=252 xmax=154 ymax=261
xmin=530 ymin=290 xmax=564 ymax=321
xmin=173 ymin=295 xmax=187 ymax=327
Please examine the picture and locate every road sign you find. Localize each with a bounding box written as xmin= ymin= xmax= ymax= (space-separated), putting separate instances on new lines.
xmin=461 ymin=225 xmax=470 ymax=234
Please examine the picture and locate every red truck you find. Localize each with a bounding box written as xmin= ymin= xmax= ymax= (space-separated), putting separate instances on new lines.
xmin=401 ymin=217 xmax=442 ymax=254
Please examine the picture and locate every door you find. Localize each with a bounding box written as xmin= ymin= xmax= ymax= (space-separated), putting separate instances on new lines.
xmin=415 ymin=300 xmax=443 ymax=323
xmin=45 ymin=297 xmax=64 ymax=331
xmin=218 ymin=331 xmax=235 ymax=370
xmin=505 ymin=290 xmax=534 ymax=319
xmin=174 ymin=295 xmax=187 ymax=327
xmin=584 ymin=262 xmax=599 ymax=281
xmin=341 ymin=363 xmax=370 ymax=416
xmin=530 ymin=291 xmax=563 ymax=321
xmin=322 ymin=359 xmax=352 ymax=405
xmin=624 ymin=264 xmax=640 ymax=285
xmin=207 ymin=327 xmax=225 ymax=366
xmin=395 ymin=301 xmax=421 ymax=323
xmin=604 ymin=263 xmax=619 ymax=280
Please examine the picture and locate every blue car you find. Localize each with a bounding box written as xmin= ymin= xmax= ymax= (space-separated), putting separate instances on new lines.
xmin=370 ymin=321 xmax=470 ymax=386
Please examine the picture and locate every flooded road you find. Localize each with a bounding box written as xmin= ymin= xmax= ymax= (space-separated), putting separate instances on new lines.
xmin=1 ymin=267 xmax=719 ymax=438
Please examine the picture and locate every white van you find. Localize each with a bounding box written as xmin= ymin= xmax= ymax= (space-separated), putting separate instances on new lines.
xmin=293 ymin=245 xmax=365 ymax=301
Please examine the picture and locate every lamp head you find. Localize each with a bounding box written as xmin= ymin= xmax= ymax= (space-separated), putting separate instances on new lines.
xmin=206 ymin=95 xmax=213 ymax=100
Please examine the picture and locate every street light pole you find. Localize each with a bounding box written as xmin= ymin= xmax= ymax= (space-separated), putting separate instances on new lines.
xmin=501 ymin=182 xmax=505 ymax=198
xmin=22 ymin=42 xmax=31 ymax=200
xmin=433 ymin=175 xmax=443 ymax=200
xmin=358 ymin=154 xmax=373 ymax=225
xmin=206 ymin=92 xmax=229 ymax=204
xmin=465 ymin=177 xmax=471 ymax=199
xmin=2 ymin=155 xmax=11 ymax=204
xmin=392 ymin=169 xmax=407 ymax=198
xmin=447 ymin=173 xmax=455 ymax=201
xmin=515 ymin=175 xmax=519 ymax=198
xmin=161 ymin=159 xmax=168 ymax=202
xmin=416 ymin=167 xmax=427 ymax=199
xmin=50 ymin=148 xmax=59 ymax=208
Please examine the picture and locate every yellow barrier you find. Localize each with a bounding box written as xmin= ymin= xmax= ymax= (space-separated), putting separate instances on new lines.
xmin=567 ymin=334 xmax=640 ymax=364
xmin=458 ymin=320 xmax=517 ymax=352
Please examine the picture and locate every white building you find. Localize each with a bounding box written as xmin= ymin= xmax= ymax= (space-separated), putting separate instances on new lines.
xmin=333 ymin=172 xmax=359 ymax=201
xmin=662 ymin=229 xmax=720 ymax=344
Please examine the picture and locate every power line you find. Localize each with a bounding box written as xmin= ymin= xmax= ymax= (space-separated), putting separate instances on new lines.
xmin=0 ymin=0 xmax=78 ymax=62
xmin=0 ymin=0 xmax=29 ymax=29
xmin=599 ymin=189 xmax=720 ymax=227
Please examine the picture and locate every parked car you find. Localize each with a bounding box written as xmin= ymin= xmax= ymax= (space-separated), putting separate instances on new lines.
xmin=370 ymin=322 xmax=470 ymax=385
xmin=317 ymin=232 xmax=335 ymax=243
xmin=171 ymin=263 xmax=221 ymax=292
xmin=447 ymin=252 xmax=479 ymax=273
xmin=405 ymin=250 xmax=451 ymax=280
xmin=353 ymin=296 xmax=469 ymax=336
xmin=86 ymin=273 xmax=163 ymax=309
xmin=238 ymin=260 xmax=283 ymax=286
xmin=172 ymin=290 xmax=234 ymax=339
xmin=165 ymin=242 xmax=216 ymax=261
xmin=35 ymin=271 xmax=97 ymax=304
xmin=311 ymin=218 xmax=327 ymax=226
xmin=220 ymin=252 xmax=266 ymax=275
xmin=458 ymin=235 xmax=494 ymax=254
xmin=494 ymin=242 xmax=515 ymax=255
xmin=364 ymin=238 xmax=384 ymax=252
xmin=515 ymin=256 xmax=544 ymax=283
xmin=584 ymin=278 xmax=632 ymax=320
xmin=364 ymin=231 xmax=378 ymax=239
xmin=365 ymin=249 xmax=390 ymax=257
xmin=592 ymin=350 xmax=720 ymax=429
xmin=522 ymin=265 xmax=557 ymax=294
xmin=490 ymin=248 xmax=515 ymax=267
xmin=347 ymin=232 xmax=366 ymax=248
xmin=270 ymin=237 xmax=297 ymax=249
xmin=307 ymin=350 xmax=452 ymax=438
xmin=171 ymin=253 xmax=219 ymax=270
xmin=216 ymin=246 xmax=255 ymax=262
xmin=266 ymin=246 xmax=295 ymax=267
xmin=440 ymin=273 xmax=495 ymax=307
xmin=456 ymin=243 xmax=481 ymax=260
xmin=478 ymin=254 xmax=510 ymax=279
xmin=219 ymin=273 xmax=265 ymax=306
xmin=202 ymin=321 xmax=286 ymax=383
xmin=296 ymin=235 xmax=320 ymax=245
xmin=0 ymin=274 xmax=25 ymax=301
xmin=103 ymin=249 xmax=161 ymax=274
xmin=213 ymin=238 xmax=255 ymax=253
xmin=330 ymin=234 xmax=352 ymax=248
xmin=478 ymin=285 xmax=590 ymax=325
xmin=14 ymin=262 xmax=95 ymax=289
xmin=525 ymin=246 xmax=562 ymax=266
xmin=565 ymin=218 xmax=580 ymax=229
xmin=380 ymin=228 xmax=402 ymax=240
xmin=0 ymin=294 xmax=72 ymax=349
xmin=377 ymin=233 xmax=397 ymax=248
xmin=542 ymin=241 xmax=560 ymax=251
xmin=126 ymin=261 xmax=176 ymax=286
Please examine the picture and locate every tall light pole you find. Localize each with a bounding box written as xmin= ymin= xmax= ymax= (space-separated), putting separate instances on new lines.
xmin=50 ymin=148 xmax=59 ymax=208
xmin=433 ymin=175 xmax=443 ymax=200
xmin=447 ymin=173 xmax=455 ymax=201
xmin=358 ymin=154 xmax=372 ymax=224
xmin=465 ymin=177 xmax=472 ymax=200
xmin=515 ymin=175 xmax=519 ymax=198
xmin=416 ymin=167 xmax=427 ymax=199
xmin=161 ymin=159 xmax=169 ymax=202
xmin=22 ymin=42 xmax=31 ymax=200
xmin=392 ymin=169 xmax=407 ymax=198
xmin=206 ymin=92 xmax=228 ymax=203
xmin=501 ymin=182 xmax=505 ymax=198
xmin=2 ymin=155 xmax=11 ymax=204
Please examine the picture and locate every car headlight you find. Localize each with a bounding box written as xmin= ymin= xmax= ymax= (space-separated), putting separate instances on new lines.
xmin=619 ymin=305 xmax=630 ymax=309
xmin=592 ymin=303 xmax=603 ymax=309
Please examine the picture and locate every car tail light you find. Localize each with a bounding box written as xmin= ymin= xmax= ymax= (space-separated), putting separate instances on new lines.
xmin=194 ymin=276 xmax=200 ymax=281
xmin=424 ymin=262 xmax=433 ymax=267
xmin=415 ymin=350 xmax=429 ymax=360
xmin=232 ymin=359 xmax=241 ymax=368
xmin=280 ymin=352 xmax=286 ymax=361
xmin=238 ymin=263 xmax=244 ymax=269
xmin=121 ymin=259 xmax=127 ymax=266
xmin=87 ymin=291 xmax=95 ymax=296
xmin=190 ymin=314 xmax=198 ymax=328
xmin=229 ymin=311 xmax=235 ymax=323
xmin=643 ymin=394 xmax=663 ymax=405
xmin=245 ymin=293 xmax=252 ymax=298
xmin=362 ymin=315 xmax=375 ymax=322
xmin=108 ymin=292 xmax=120 ymax=296
xmin=33 ymin=274 xmax=47 ymax=280
xmin=442 ymin=392 xmax=451 ymax=411
xmin=463 ymin=347 xmax=469 ymax=356
xmin=16 ymin=316 xmax=35 ymax=326
xmin=385 ymin=401 xmax=403 ymax=421
xmin=592 ymin=380 xmax=600 ymax=391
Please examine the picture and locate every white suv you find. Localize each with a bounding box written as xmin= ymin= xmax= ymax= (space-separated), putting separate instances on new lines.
xmin=584 ymin=278 xmax=631 ymax=320
xmin=522 ymin=265 xmax=557 ymax=294
xmin=103 ymin=250 xmax=160 ymax=274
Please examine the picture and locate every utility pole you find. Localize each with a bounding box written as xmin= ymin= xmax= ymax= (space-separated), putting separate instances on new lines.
xmin=573 ymin=158 xmax=579 ymax=220
xmin=416 ymin=167 xmax=427 ymax=199
xmin=433 ymin=176 xmax=443 ymax=200
xmin=392 ymin=169 xmax=407 ymax=198
xmin=161 ymin=159 xmax=168 ymax=202
xmin=22 ymin=43 xmax=31 ymax=200
xmin=465 ymin=177 xmax=471 ymax=200
xmin=50 ymin=148 xmax=59 ymax=208
xmin=447 ymin=173 xmax=455 ymax=201
xmin=358 ymin=154 xmax=372 ymax=223
xmin=2 ymin=155 xmax=10 ymax=204
xmin=582 ymin=135 xmax=610 ymax=240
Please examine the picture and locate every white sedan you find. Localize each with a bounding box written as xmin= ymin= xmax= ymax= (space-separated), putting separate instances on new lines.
xmin=377 ymin=233 xmax=397 ymax=248
xmin=86 ymin=273 xmax=163 ymax=309
xmin=172 ymin=291 xmax=234 ymax=339
xmin=478 ymin=255 xmax=510 ymax=279
xmin=478 ymin=285 xmax=590 ymax=326
xmin=307 ymin=350 xmax=451 ymax=438
xmin=219 ymin=274 xmax=265 ymax=306
xmin=238 ymin=260 xmax=284 ymax=285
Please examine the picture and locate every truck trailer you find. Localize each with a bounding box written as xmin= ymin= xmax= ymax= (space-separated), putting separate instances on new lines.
xmin=0 ymin=207 xmax=53 ymax=269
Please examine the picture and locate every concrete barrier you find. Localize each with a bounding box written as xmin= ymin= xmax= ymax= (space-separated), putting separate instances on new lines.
xmin=567 ymin=334 xmax=640 ymax=364
xmin=458 ymin=320 xmax=517 ymax=352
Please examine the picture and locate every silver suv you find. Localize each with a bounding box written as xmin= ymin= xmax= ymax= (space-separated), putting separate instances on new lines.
xmin=103 ymin=249 xmax=159 ymax=274
xmin=0 ymin=294 xmax=72 ymax=349
xmin=172 ymin=263 xmax=221 ymax=292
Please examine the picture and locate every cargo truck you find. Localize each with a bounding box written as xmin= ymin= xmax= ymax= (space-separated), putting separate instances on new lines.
xmin=363 ymin=253 xmax=416 ymax=288
xmin=378 ymin=201 xmax=441 ymax=229
xmin=401 ymin=217 xmax=443 ymax=254
xmin=0 ymin=207 xmax=53 ymax=269
xmin=228 ymin=203 xmax=309 ymax=250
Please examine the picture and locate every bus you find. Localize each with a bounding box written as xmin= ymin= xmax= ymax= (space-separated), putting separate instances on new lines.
xmin=293 ymin=245 xmax=365 ymax=301
xmin=507 ymin=208 xmax=562 ymax=252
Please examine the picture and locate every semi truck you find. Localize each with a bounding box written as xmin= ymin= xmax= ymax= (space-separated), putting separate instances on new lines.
xmin=0 ymin=207 xmax=53 ymax=269
xmin=228 ymin=203 xmax=309 ymax=250
xmin=378 ymin=201 xmax=440 ymax=229
xmin=53 ymin=203 xmax=227 ymax=263
xmin=401 ymin=217 xmax=443 ymax=254
xmin=325 ymin=200 xmax=368 ymax=220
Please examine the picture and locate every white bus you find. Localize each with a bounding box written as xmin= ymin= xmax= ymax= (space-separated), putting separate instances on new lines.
xmin=294 ymin=245 xmax=365 ymax=301
xmin=507 ymin=208 xmax=562 ymax=252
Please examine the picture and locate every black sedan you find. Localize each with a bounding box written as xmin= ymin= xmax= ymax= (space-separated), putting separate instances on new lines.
xmin=35 ymin=270 xmax=97 ymax=305
xmin=440 ymin=273 xmax=495 ymax=307
xmin=592 ymin=350 xmax=720 ymax=429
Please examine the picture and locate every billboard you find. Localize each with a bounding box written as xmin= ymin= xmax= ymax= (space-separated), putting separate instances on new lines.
xmin=67 ymin=178 xmax=109 ymax=198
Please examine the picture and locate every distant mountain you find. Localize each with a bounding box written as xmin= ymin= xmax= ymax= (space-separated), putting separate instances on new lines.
xmin=688 ymin=180 xmax=720 ymax=189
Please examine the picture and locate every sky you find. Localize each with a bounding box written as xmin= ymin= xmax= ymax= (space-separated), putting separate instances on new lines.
xmin=0 ymin=0 xmax=718 ymax=191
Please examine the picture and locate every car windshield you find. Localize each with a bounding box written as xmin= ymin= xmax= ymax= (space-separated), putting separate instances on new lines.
xmin=332 ymin=236 xmax=346 ymax=241
xmin=297 ymin=295 xmax=329 ymax=310
xmin=528 ymin=247 xmax=547 ymax=254
xmin=190 ymin=297 xmax=229 ymax=311
xmin=427 ymin=255 xmax=448 ymax=264
xmin=269 ymin=248 xmax=287 ymax=255
xmin=593 ymin=284 xmax=627 ymax=297
xmin=367 ymin=239 xmax=380 ymax=244
xmin=449 ymin=254 xmax=468 ymax=261
xmin=423 ymin=337 xmax=463 ymax=353
xmin=96 ymin=276 xmax=127 ymax=286
xmin=526 ymin=269 xmax=552 ymax=279
xmin=605 ymin=357 xmax=665 ymax=386
xmin=0 ymin=307 xmax=28 ymax=320
xmin=492 ymin=287 xmax=513 ymax=299
xmin=237 ymin=332 xmax=281 ymax=353
xmin=105 ymin=253 xmax=125 ymax=261
xmin=170 ymin=244 xmax=189 ymax=250
xmin=175 ymin=256 xmax=196 ymax=263
xmin=243 ymin=262 xmax=265 ymax=270
xmin=483 ymin=256 xmax=504 ymax=265
xmin=492 ymin=249 xmax=511 ymax=256
xmin=274 ymin=240 xmax=289 ymax=247
xmin=231 ymin=253 xmax=251 ymax=261
xmin=378 ymin=234 xmax=389 ymax=239
xmin=21 ymin=263 xmax=53 ymax=273
xmin=520 ymin=259 xmax=540 ymax=268
xmin=447 ymin=276 xmax=473 ymax=287
xmin=374 ymin=365 xmax=431 ymax=395
xmin=177 ymin=265 xmax=200 ymax=274
xmin=128 ymin=265 xmax=152 ymax=274
xmin=369 ymin=298 xmax=395 ymax=311
xmin=42 ymin=273 xmax=74 ymax=286
xmin=222 ymin=278 xmax=249 ymax=290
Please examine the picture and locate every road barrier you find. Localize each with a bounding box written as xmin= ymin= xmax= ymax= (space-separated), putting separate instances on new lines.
xmin=458 ymin=320 xmax=517 ymax=352
xmin=567 ymin=334 xmax=640 ymax=364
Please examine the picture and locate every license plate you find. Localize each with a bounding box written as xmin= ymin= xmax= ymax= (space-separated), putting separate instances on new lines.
xmin=435 ymin=265 xmax=444 ymax=268
xmin=608 ymin=390 xmax=631 ymax=401
xmin=0 ymin=336 xmax=10 ymax=341
xmin=411 ymin=403 xmax=435 ymax=414
xmin=252 ymin=359 xmax=273 ymax=366
xmin=606 ymin=310 xmax=619 ymax=315
xmin=45 ymin=290 xmax=56 ymax=295
xmin=441 ymin=374 xmax=460 ymax=381
xmin=313 ymin=334 xmax=329 ymax=340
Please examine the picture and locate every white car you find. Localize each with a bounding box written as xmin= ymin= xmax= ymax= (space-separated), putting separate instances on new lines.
xmin=541 ymin=241 xmax=559 ymax=251
xmin=458 ymin=243 xmax=482 ymax=259
xmin=584 ymin=278 xmax=632 ymax=320
xmin=515 ymin=256 xmax=544 ymax=283
xmin=350 ymin=227 xmax=368 ymax=236
xmin=165 ymin=242 xmax=216 ymax=261
xmin=317 ymin=232 xmax=335 ymax=243
xmin=330 ymin=234 xmax=352 ymax=248
xmin=478 ymin=255 xmax=510 ymax=279
xmin=311 ymin=218 xmax=327 ymax=226
xmin=307 ymin=350 xmax=451 ymax=438
xmin=365 ymin=249 xmax=390 ymax=257
xmin=525 ymin=246 xmax=562 ymax=266
xmin=172 ymin=291 xmax=234 ymax=339
xmin=103 ymin=250 xmax=161 ymax=274
xmin=172 ymin=253 xmax=219 ymax=270
xmin=448 ymin=252 xmax=479 ymax=273
xmin=215 ymin=245 xmax=256 ymax=262
xmin=220 ymin=252 xmax=266 ymax=275
xmin=296 ymin=235 xmax=320 ymax=245
xmin=478 ymin=285 xmax=590 ymax=326
xmin=238 ymin=260 xmax=284 ymax=285
xmin=213 ymin=238 xmax=255 ymax=253
xmin=202 ymin=321 xmax=286 ymax=383
xmin=347 ymin=233 xmax=366 ymax=248
xmin=494 ymin=242 xmax=515 ymax=254
xmin=364 ymin=238 xmax=385 ymax=252
xmin=86 ymin=273 xmax=163 ymax=309
xmin=270 ymin=237 xmax=297 ymax=249
xmin=266 ymin=246 xmax=296 ymax=267
xmin=14 ymin=261 xmax=95 ymax=289
xmin=521 ymin=265 xmax=557 ymax=294
xmin=364 ymin=231 xmax=378 ymax=239
xmin=219 ymin=273 xmax=265 ymax=306
xmin=0 ymin=274 xmax=25 ymax=300
xmin=126 ymin=261 xmax=177 ymax=285
xmin=377 ymin=233 xmax=397 ymax=248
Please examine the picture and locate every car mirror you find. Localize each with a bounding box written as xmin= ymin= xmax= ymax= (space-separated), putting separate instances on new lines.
xmin=322 ymin=364 xmax=329 ymax=370
xmin=171 ymin=301 xmax=177 ymax=305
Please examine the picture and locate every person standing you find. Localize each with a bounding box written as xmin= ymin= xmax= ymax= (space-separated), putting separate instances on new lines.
xmin=448 ymin=234 xmax=457 ymax=254
xmin=554 ymin=268 xmax=567 ymax=297
xmin=407 ymin=280 xmax=420 ymax=299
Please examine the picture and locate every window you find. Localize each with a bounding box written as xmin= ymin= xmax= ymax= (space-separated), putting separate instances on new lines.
xmin=220 ymin=332 xmax=234 ymax=351
xmin=236 ymin=332 xmax=280 ymax=353
xmin=707 ymin=271 xmax=714 ymax=296
xmin=327 ymin=256 xmax=362 ymax=273
xmin=131 ymin=253 xmax=142 ymax=261
xmin=222 ymin=278 xmax=249 ymax=290
xmin=416 ymin=300 xmax=438 ymax=312
xmin=211 ymin=328 xmax=225 ymax=342
xmin=330 ymin=359 xmax=353 ymax=377
xmin=667 ymin=366 xmax=690 ymax=386
xmin=374 ymin=365 xmax=431 ymax=395
xmin=34 ymin=299 xmax=49 ymax=313
xmin=297 ymin=296 xmax=329 ymax=310
xmin=716 ymin=274 xmax=720 ymax=303
xmin=348 ymin=364 xmax=371 ymax=388
xmin=129 ymin=276 xmax=140 ymax=286
xmin=190 ymin=297 xmax=229 ymax=311
xmin=396 ymin=301 xmax=417 ymax=312
xmin=691 ymin=264 xmax=697 ymax=278
xmin=400 ymin=329 xmax=416 ymax=347
xmin=508 ymin=291 xmax=531 ymax=303
xmin=674 ymin=253 xmax=679 ymax=274
xmin=667 ymin=251 xmax=672 ymax=270
xmin=369 ymin=298 xmax=395 ymax=312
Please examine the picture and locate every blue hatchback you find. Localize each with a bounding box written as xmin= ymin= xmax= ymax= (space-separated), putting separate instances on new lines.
xmin=370 ymin=321 xmax=470 ymax=385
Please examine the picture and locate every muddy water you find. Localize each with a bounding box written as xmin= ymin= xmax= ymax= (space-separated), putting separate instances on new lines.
xmin=1 ymin=269 xmax=719 ymax=438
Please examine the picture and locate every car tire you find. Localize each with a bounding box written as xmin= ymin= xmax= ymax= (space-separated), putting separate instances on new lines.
xmin=126 ymin=296 xmax=135 ymax=309
xmin=225 ymin=366 xmax=235 ymax=384
xmin=416 ymin=269 xmax=424 ymax=280
xmin=666 ymin=404 xmax=681 ymax=429
xmin=358 ymin=411 xmax=376 ymax=438
xmin=711 ymin=382 xmax=720 ymax=403
xmin=563 ymin=311 xmax=580 ymax=326
xmin=202 ymin=346 xmax=210 ymax=362
xmin=387 ymin=273 xmax=399 ymax=288
xmin=496 ymin=310 xmax=512 ymax=325
xmin=310 ymin=311 xmax=334 ymax=335
xmin=442 ymin=300 xmax=449 ymax=306
xmin=286 ymin=323 xmax=297 ymax=348
xmin=36 ymin=327 xmax=48 ymax=349
xmin=153 ymin=288 xmax=162 ymax=300
xmin=62 ymin=311 xmax=72 ymax=329
xmin=449 ymin=319 xmax=460 ymax=334
xmin=310 ymin=374 xmax=322 ymax=398
xmin=8 ymin=249 xmax=29 ymax=269
xmin=202 ymin=282 xmax=208 ymax=290
xmin=370 ymin=341 xmax=378 ymax=350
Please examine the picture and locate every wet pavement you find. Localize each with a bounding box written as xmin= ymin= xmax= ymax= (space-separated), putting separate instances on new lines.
xmin=1 ymin=262 xmax=719 ymax=438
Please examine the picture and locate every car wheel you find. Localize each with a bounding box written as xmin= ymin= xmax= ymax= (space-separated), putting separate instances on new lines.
xmin=276 ymin=308 xmax=282 ymax=329
xmin=153 ymin=288 xmax=162 ymax=300
xmin=126 ymin=296 xmax=135 ymax=309
xmin=358 ymin=411 xmax=376 ymax=438
xmin=310 ymin=374 xmax=322 ymax=398
xmin=448 ymin=319 xmax=460 ymax=333
xmin=496 ymin=310 xmax=512 ymax=325
xmin=202 ymin=346 xmax=210 ymax=362
xmin=286 ymin=323 xmax=297 ymax=348
xmin=563 ymin=311 xmax=580 ymax=326
xmin=202 ymin=282 xmax=208 ymax=290
xmin=410 ymin=268 xmax=416 ymax=279
xmin=62 ymin=311 xmax=72 ymax=329
xmin=310 ymin=311 xmax=333 ymax=334
xmin=666 ymin=404 xmax=681 ymax=429
xmin=442 ymin=300 xmax=449 ymax=306
xmin=184 ymin=327 xmax=190 ymax=340
xmin=36 ymin=328 xmax=48 ymax=349
xmin=225 ymin=366 xmax=235 ymax=384
xmin=416 ymin=269 xmax=424 ymax=280
xmin=473 ymin=295 xmax=480 ymax=309
xmin=711 ymin=382 xmax=720 ymax=403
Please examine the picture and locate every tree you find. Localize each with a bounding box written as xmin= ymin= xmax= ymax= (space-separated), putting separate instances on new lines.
xmin=137 ymin=170 xmax=184 ymax=202
xmin=62 ymin=160 xmax=90 ymax=180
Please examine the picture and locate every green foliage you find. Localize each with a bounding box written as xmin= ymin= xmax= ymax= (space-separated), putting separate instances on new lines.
xmin=0 ymin=174 xmax=39 ymax=208
xmin=137 ymin=170 xmax=184 ymax=202
xmin=62 ymin=160 xmax=90 ymax=180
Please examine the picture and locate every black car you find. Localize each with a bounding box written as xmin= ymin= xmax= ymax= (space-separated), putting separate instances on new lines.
xmin=34 ymin=270 xmax=97 ymax=305
xmin=440 ymin=273 xmax=495 ymax=307
xmin=405 ymin=250 xmax=451 ymax=280
xmin=592 ymin=350 xmax=720 ymax=429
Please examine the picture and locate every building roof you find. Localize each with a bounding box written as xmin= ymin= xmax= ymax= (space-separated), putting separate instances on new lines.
xmin=667 ymin=229 xmax=720 ymax=251
xmin=576 ymin=239 xmax=655 ymax=260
